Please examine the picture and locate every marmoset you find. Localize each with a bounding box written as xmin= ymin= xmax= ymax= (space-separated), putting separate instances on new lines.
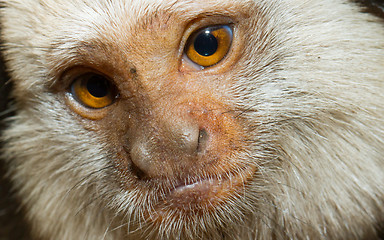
xmin=0 ymin=0 xmax=383 ymax=239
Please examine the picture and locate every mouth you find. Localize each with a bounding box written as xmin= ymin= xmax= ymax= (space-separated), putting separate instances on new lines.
xmin=156 ymin=165 xmax=256 ymax=212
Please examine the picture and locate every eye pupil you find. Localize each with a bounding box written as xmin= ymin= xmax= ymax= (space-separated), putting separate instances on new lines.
xmin=194 ymin=31 xmax=218 ymax=57
xmin=86 ymin=75 xmax=109 ymax=98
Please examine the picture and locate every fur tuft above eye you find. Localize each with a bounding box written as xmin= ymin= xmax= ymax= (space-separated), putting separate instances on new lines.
xmin=184 ymin=25 xmax=233 ymax=68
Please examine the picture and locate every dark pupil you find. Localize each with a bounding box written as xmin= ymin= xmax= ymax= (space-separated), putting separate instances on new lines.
xmin=86 ymin=75 xmax=109 ymax=98
xmin=194 ymin=31 xmax=218 ymax=57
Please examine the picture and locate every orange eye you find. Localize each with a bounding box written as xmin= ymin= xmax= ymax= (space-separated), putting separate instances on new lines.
xmin=70 ymin=73 xmax=117 ymax=109
xmin=185 ymin=25 xmax=233 ymax=68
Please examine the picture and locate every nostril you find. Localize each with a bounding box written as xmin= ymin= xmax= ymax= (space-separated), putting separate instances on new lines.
xmin=128 ymin=140 xmax=156 ymax=179
xmin=197 ymin=128 xmax=209 ymax=154
xmin=178 ymin=124 xmax=209 ymax=156
xmin=130 ymin=161 xmax=147 ymax=180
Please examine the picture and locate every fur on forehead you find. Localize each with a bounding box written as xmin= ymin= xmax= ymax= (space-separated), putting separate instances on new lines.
xmin=0 ymin=0 xmax=254 ymax=95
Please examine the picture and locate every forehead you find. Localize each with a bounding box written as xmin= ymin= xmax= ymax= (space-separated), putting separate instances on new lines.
xmin=3 ymin=0 xmax=251 ymax=38
xmin=1 ymin=0 xmax=254 ymax=90
xmin=19 ymin=0 xmax=250 ymax=66
xmin=11 ymin=0 xmax=250 ymax=51
xmin=27 ymin=0 xmax=249 ymax=25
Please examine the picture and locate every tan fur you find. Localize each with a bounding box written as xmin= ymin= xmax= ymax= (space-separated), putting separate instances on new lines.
xmin=0 ymin=0 xmax=383 ymax=239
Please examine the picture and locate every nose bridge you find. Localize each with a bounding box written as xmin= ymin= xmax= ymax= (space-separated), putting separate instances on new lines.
xmin=118 ymin=57 xmax=239 ymax=179
xmin=122 ymin=79 xmax=244 ymax=180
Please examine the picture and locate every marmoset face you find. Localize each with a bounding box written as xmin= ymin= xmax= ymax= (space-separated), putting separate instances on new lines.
xmin=0 ymin=0 xmax=383 ymax=239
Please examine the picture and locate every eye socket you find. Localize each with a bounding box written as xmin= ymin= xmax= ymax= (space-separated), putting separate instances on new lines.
xmin=185 ymin=25 xmax=233 ymax=68
xmin=70 ymin=73 xmax=117 ymax=109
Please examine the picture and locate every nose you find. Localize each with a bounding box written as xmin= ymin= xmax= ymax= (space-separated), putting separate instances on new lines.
xmin=128 ymin=113 xmax=210 ymax=179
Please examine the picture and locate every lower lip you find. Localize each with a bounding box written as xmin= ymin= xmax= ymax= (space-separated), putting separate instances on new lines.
xmin=162 ymin=167 xmax=255 ymax=211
